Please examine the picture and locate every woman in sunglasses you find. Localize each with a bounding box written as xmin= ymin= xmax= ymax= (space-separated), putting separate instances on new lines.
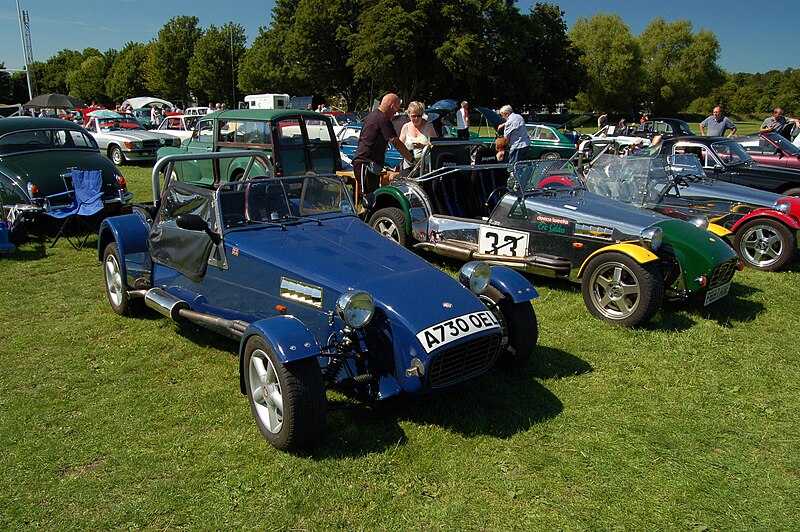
xmin=399 ymin=101 xmax=437 ymax=169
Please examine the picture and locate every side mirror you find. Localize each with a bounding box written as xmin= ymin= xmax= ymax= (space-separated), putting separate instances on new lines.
xmin=176 ymin=214 xmax=221 ymax=245
xmin=713 ymin=164 xmax=726 ymax=174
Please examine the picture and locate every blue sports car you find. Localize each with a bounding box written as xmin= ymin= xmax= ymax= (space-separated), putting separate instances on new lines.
xmin=98 ymin=152 xmax=539 ymax=451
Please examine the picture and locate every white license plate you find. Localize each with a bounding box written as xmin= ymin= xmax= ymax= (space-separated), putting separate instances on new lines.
xmin=416 ymin=311 xmax=501 ymax=354
xmin=704 ymin=280 xmax=731 ymax=306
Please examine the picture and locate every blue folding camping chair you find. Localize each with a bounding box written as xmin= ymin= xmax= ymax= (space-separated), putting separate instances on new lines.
xmin=44 ymin=169 xmax=105 ymax=250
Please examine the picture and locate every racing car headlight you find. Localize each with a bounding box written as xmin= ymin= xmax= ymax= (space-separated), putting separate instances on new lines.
xmin=336 ymin=290 xmax=375 ymax=329
xmin=689 ymin=216 xmax=709 ymax=230
xmin=639 ymin=226 xmax=663 ymax=251
xmin=458 ymin=261 xmax=491 ymax=295
xmin=773 ymin=200 xmax=790 ymax=214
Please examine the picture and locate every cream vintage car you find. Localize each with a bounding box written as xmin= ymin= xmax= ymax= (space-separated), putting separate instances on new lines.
xmin=155 ymin=115 xmax=198 ymax=142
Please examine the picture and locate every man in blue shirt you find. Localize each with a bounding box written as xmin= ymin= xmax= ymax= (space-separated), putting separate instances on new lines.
xmin=700 ymin=106 xmax=736 ymax=137
xmin=497 ymin=105 xmax=531 ymax=165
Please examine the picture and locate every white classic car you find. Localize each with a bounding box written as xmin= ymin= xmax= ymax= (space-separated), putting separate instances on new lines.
xmin=155 ymin=115 xmax=198 ymax=141
xmin=84 ymin=116 xmax=181 ymax=165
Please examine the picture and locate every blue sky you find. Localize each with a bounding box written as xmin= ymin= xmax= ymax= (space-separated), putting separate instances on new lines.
xmin=1 ymin=0 xmax=797 ymax=75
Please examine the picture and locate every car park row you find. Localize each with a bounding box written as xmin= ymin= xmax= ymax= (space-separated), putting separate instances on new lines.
xmin=3 ymin=106 xmax=800 ymax=451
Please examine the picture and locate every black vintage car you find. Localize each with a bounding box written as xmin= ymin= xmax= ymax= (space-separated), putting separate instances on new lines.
xmin=644 ymin=136 xmax=800 ymax=196
xmin=633 ymin=118 xmax=695 ymax=142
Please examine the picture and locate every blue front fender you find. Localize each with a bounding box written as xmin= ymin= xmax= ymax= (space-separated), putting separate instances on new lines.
xmin=97 ymin=211 xmax=150 ymax=262
xmin=238 ymin=315 xmax=321 ymax=394
xmin=488 ymin=266 xmax=539 ymax=303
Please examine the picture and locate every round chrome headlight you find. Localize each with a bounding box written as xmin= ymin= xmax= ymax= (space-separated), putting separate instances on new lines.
xmin=458 ymin=261 xmax=491 ymax=294
xmin=689 ymin=216 xmax=709 ymax=230
xmin=335 ymin=290 xmax=375 ymax=329
xmin=639 ymin=226 xmax=663 ymax=251
xmin=773 ymin=200 xmax=790 ymax=214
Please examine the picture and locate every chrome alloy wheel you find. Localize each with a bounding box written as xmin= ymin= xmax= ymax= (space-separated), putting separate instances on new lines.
xmin=248 ymin=348 xmax=284 ymax=434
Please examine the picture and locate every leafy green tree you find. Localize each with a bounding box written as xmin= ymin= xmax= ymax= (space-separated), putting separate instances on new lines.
xmin=238 ymin=28 xmax=297 ymax=97
xmin=0 ymin=63 xmax=11 ymax=103
xmin=282 ymin=0 xmax=366 ymax=109
xmin=238 ymin=0 xmax=300 ymax=97
xmin=188 ymin=23 xmax=247 ymax=107
xmin=569 ymin=14 xmax=641 ymax=114
xmin=31 ymin=49 xmax=83 ymax=94
xmin=512 ymin=3 xmax=585 ymax=111
xmin=146 ymin=16 xmax=203 ymax=105
xmin=637 ymin=18 xmax=723 ymax=115
xmin=106 ymin=42 xmax=149 ymax=103
xmin=66 ymin=49 xmax=113 ymax=105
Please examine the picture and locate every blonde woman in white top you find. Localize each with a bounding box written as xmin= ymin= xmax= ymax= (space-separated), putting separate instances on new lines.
xmin=399 ymin=101 xmax=437 ymax=169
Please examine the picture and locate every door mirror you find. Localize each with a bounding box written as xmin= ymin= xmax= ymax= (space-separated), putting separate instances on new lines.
xmin=176 ymin=214 xmax=220 ymax=245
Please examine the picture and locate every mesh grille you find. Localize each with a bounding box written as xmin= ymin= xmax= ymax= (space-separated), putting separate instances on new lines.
xmin=429 ymin=333 xmax=501 ymax=389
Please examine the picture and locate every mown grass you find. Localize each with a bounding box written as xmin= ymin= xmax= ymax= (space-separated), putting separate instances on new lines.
xmin=1 ymin=165 xmax=798 ymax=529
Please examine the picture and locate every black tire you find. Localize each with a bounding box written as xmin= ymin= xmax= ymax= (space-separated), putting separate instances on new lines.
xmin=734 ymin=218 xmax=795 ymax=272
xmin=109 ymin=145 xmax=125 ymax=166
xmin=103 ymin=242 xmax=142 ymax=316
xmin=540 ymin=151 xmax=560 ymax=160
xmin=368 ymin=207 xmax=408 ymax=248
xmin=581 ymin=252 xmax=663 ymax=327
xmin=243 ymin=336 xmax=326 ymax=451
xmin=782 ymin=187 xmax=800 ymax=197
xmin=479 ymin=286 xmax=538 ymax=368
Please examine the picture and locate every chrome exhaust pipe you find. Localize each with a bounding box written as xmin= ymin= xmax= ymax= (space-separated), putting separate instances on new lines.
xmin=144 ymin=288 xmax=189 ymax=320
xmin=414 ymin=241 xmax=474 ymax=261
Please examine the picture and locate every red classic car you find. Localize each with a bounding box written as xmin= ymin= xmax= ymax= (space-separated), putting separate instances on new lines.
xmin=738 ymin=132 xmax=800 ymax=169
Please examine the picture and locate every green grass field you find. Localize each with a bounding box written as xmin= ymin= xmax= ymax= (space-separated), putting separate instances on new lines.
xmin=1 ymin=165 xmax=798 ymax=529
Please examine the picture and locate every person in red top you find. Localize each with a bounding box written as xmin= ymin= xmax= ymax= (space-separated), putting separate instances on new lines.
xmin=353 ymin=93 xmax=414 ymax=199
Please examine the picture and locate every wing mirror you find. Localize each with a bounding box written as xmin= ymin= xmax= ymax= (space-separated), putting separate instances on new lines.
xmin=713 ymin=164 xmax=726 ymax=174
xmin=176 ymin=214 xmax=221 ymax=245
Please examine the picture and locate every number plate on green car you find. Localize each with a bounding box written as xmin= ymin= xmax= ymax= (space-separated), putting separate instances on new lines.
xmin=704 ymin=280 xmax=731 ymax=306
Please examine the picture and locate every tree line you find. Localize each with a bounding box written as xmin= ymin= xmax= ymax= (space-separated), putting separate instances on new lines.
xmin=1 ymin=1 xmax=798 ymax=118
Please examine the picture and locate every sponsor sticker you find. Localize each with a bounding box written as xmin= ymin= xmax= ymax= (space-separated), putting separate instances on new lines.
xmin=535 ymin=214 xmax=572 ymax=235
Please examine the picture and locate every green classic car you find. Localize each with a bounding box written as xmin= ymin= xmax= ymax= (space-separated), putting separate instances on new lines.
xmin=524 ymin=123 xmax=578 ymax=160
xmin=157 ymin=109 xmax=342 ymax=186
xmin=0 ymin=117 xmax=131 ymax=224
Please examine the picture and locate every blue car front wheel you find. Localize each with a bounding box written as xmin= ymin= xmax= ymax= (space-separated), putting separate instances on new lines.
xmin=243 ymin=336 xmax=326 ymax=451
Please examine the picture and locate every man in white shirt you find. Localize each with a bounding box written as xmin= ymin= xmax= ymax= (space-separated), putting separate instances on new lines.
xmin=456 ymin=101 xmax=470 ymax=139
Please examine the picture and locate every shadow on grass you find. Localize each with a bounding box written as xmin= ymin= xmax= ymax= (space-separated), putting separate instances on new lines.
xmin=1 ymin=239 xmax=48 ymax=261
xmin=661 ymin=280 xmax=764 ymax=328
xmin=311 ymin=348 xmax=588 ymax=458
xmin=140 ymin=318 xmax=588 ymax=458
